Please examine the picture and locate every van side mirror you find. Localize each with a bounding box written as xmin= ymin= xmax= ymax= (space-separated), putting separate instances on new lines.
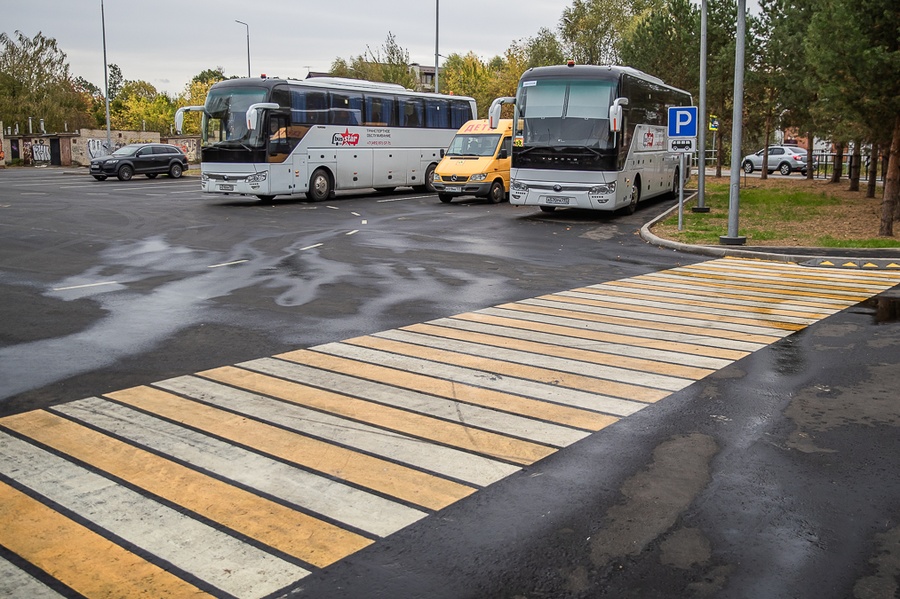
xmin=498 ymin=148 xmax=508 ymax=159
xmin=440 ymin=148 xmax=445 ymax=158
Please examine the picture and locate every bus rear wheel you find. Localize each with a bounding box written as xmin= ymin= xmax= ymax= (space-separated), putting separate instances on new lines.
xmin=413 ymin=163 xmax=437 ymax=193
xmin=307 ymin=168 xmax=332 ymax=202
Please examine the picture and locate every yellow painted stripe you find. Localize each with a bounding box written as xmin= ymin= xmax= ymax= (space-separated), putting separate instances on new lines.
xmin=573 ymin=286 xmax=832 ymax=319
xmin=277 ymin=349 xmax=616 ymax=431
xmin=402 ymin=322 xmax=715 ymax=380
xmin=606 ymin=279 xmax=844 ymax=310
xmin=344 ymin=336 xmax=670 ymax=403
xmin=107 ymin=385 xmax=474 ymax=511
xmin=501 ymin=302 xmax=783 ymax=345
xmin=653 ymin=270 xmax=873 ymax=299
xmin=0 ymin=480 xmax=211 ymax=598
xmin=199 ymin=366 xmax=555 ymax=466
xmin=1 ymin=410 xmax=372 ymax=568
xmin=456 ymin=312 xmax=750 ymax=361
xmin=637 ymin=273 xmax=870 ymax=303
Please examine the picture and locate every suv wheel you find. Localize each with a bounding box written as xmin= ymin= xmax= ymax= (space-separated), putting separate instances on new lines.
xmin=169 ymin=163 xmax=183 ymax=178
xmin=117 ymin=165 xmax=134 ymax=181
xmin=743 ymin=161 xmax=754 ymax=174
xmin=779 ymin=162 xmax=792 ymax=176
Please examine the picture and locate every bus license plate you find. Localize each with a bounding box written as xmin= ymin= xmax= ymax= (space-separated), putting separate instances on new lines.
xmin=445 ymin=186 xmax=462 ymax=193
xmin=219 ymin=184 xmax=234 ymax=191
xmin=543 ymin=195 xmax=571 ymax=205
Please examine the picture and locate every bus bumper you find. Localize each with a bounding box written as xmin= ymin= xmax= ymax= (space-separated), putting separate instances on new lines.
xmin=509 ymin=180 xmax=619 ymax=211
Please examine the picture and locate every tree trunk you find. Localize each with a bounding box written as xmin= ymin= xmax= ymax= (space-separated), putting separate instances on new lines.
xmin=878 ymin=115 xmax=900 ymax=237
xmin=715 ymin=129 xmax=723 ymax=178
xmin=761 ymin=116 xmax=771 ymax=180
xmin=806 ymin=131 xmax=815 ymax=180
xmin=830 ymin=141 xmax=844 ymax=183
xmin=867 ymin=144 xmax=878 ymax=199
xmin=849 ymin=140 xmax=861 ymax=191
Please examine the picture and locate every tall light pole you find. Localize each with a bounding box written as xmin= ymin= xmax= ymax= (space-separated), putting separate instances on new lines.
xmin=720 ymin=0 xmax=747 ymax=245
xmin=101 ymin=0 xmax=111 ymax=153
xmin=694 ymin=0 xmax=710 ymax=213
xmin=235 ymin=20 xmax=250 ymax=78
xmin=434 ymin=0 xmax=439 ymax=93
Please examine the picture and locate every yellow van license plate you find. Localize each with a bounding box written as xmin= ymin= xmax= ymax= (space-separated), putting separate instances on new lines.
xmin=445 ymin=186 xmax=462 ymax=193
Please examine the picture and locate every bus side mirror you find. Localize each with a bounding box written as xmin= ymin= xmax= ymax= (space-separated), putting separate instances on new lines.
xmin=246 ymin=103 xmax=280 ymax=131
xmin=174 ymin=105 xmax=206 ymax=135
xmin=608 ymin=97 xmax=629 ymax=133
xmin=488 ymin=96 xmax=514 ymax=129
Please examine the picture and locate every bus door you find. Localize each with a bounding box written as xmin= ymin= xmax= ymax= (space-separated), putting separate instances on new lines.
xmin=265 ymin=113 xmax=296 ymax=194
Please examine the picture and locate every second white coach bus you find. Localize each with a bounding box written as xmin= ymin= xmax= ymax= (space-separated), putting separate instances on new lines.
xmin=489 ymin=63 xmax=692 ymax=213
xmin=176 ymin=77 xmax=476 ymax=201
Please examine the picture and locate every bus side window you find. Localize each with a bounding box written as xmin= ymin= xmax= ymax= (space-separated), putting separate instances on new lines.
xmin=400 ymin=98 xmax=424 ymax=127
xmin=425 ymin=99 xmax=449 ymax=128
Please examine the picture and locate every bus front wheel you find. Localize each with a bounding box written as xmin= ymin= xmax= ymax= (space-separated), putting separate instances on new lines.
xmin=307 ymin=168 xmax=332 ymax=202
xmin=622 ymin=180 xmax=640 ymax=214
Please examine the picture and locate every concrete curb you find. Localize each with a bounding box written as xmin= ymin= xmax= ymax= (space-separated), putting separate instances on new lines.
xmin=640 ymin=192 xmax=900 ymax=268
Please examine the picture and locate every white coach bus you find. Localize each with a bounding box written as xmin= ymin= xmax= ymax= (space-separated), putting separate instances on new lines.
xmin=176 ymin=77 xmax=476 ymax=201
xmin=490 ymin=63 xmax=692 ymax=213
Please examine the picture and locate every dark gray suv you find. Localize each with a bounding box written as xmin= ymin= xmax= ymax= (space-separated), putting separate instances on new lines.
xmin=90 ymin=143 xmax=189 ymax=181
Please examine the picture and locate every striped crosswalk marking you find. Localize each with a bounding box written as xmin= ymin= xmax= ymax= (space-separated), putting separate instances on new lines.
xmin=2 ymin=257 xmax=898 ymax=598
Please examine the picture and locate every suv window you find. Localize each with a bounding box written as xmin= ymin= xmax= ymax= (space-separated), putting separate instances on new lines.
xmin=769 ymin=147 xmax=784 ymax=156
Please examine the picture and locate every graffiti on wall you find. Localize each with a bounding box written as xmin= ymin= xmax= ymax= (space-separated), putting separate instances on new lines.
xmin=22 ymin=139 xmax=51 ymax=164
xmin=86 ymin=137 xmax=156 ymax=159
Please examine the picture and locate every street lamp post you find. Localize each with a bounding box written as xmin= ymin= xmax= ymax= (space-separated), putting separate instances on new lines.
xmin=101 ymin=0 xmax=111 ymax=153
xmin=235 ymin=20 xmax=250 ymax=78
xmin=434 ymin=0 xmax=439 ymax=93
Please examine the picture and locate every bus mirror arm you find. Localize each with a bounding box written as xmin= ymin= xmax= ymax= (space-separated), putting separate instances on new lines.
xmin=174 ymin=105 xmax=207 ymax=135
xmin=246 ymin=103 xmax=280 ymax=131
xmin=489 ymin=97 xmax=515 ymax=129
xmin=609 ymin=97 xmax=629 ymax=146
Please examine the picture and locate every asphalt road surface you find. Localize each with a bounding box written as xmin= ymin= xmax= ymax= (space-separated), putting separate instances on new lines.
xmin=1 ymin=168 xmax=899 ymax=599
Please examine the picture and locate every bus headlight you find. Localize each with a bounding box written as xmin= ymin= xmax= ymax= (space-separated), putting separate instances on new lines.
xmin=511 ymin=181 xmax=529 ymax=192
xmin=200 ymin=173 xmax=209 ymax=183
xmin=470 ymin=173 xmax=487 ymax=182
xmin=589 ymin=182 xmax=616 ymax=202
xmin=246 ymin=171 xmax=268 ymax=183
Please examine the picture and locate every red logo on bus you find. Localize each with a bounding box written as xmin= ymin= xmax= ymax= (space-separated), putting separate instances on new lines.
xmin=644 ymin=131 xmax=655 ymax=147
xmin=333 ymin=129 xmax=360 ymax=146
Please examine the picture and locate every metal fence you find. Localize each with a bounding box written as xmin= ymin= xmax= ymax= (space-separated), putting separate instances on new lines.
xmin=692 ymin=150 xmax=886 ymax=183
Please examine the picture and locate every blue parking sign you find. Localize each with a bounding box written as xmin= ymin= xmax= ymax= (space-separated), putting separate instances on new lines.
xmin=668 ymin=106 xmax=698 ymax=138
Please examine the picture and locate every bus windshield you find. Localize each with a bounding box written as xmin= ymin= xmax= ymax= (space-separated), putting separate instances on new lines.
xmin=517 ymin=79 xmax=616 ymax=149
xmin=446 ymin=133 xmax=501 ymax=157
xmin=201 ymin=86 xmax=269 ymax=148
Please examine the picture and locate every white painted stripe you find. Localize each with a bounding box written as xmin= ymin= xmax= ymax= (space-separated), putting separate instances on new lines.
xmin=479 ymin=307 xmax=766 ymax=352
xmin=56 ymin=397 xmax=426 ymax=538
xmin=351 ymin=212 xmax=361 ymax=216
xmin=557 ymin=290 xmax=818 ymax=325
xmin=156 ymin=376 xmax=519 ymax=487
xmin=208 ymin=260 xmax=248 ymax=268
xmin=523 ymin=298 xmax=790 ymax=337
xmin=373 ymin=329 xmax=694 ymax=392
xmin=0 ymin=431 xmax=308 ymax=599
xmin=300 ymin=243 xmax=323 ymax=251
xmin=0 ymin=557 xmax=65 ymax=599
xmin=312 ymin=343 xmax=648 ymax=416
xmin=375 ymin=196 xmax=430 ymax=203
xmin=244 ymin=357 xmax=589 ymax=447
xmin=346 ymin=230 xmax=359 ymax=236
xmin=430 ymin=317 xmax=734 ymax=370
xmin=51 ymin=281 xmax=119 ymax=291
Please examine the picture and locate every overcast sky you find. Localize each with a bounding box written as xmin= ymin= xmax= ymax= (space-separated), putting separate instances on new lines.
xmin=3 ymin=0 xmax=564 ymax=96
